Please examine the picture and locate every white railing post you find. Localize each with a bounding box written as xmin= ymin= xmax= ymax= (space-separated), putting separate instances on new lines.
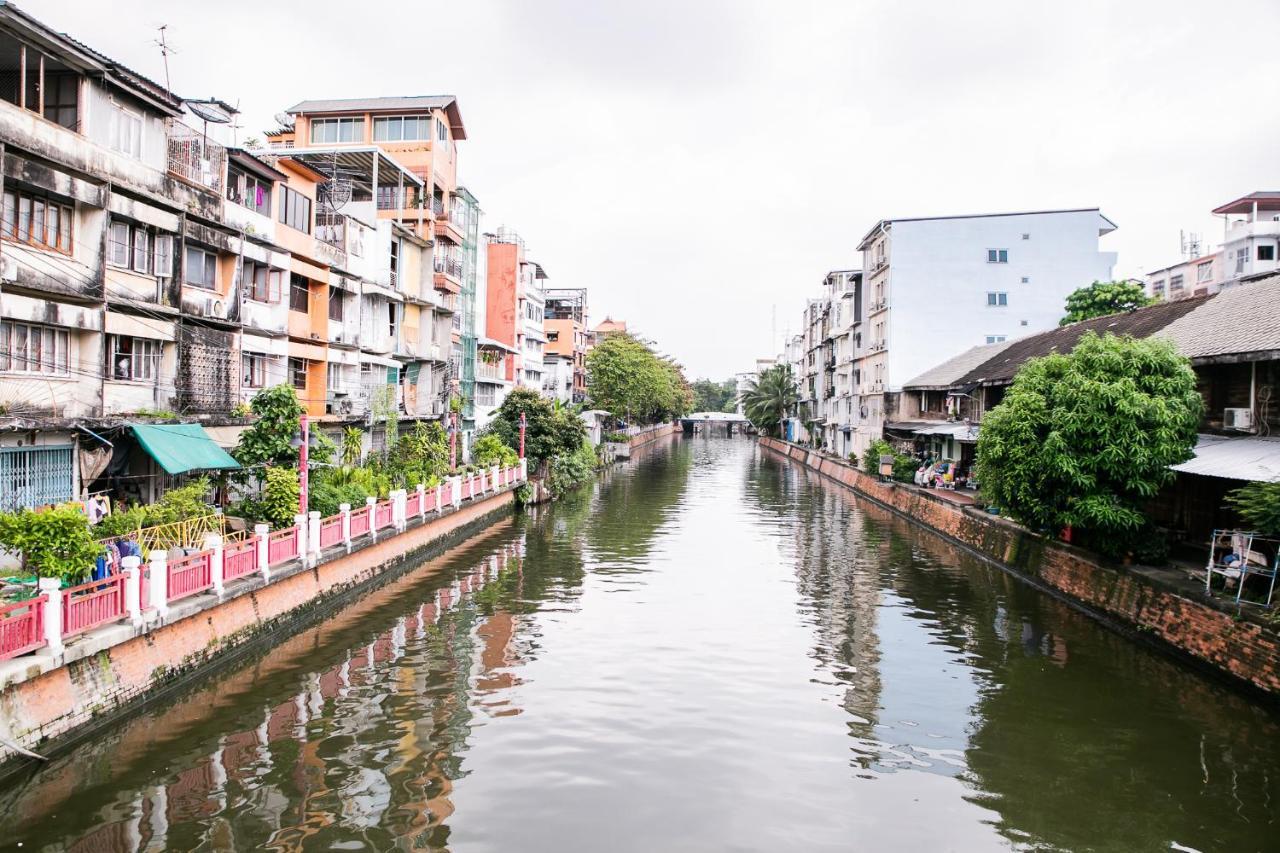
xmin=478 ymin=469 xmax=488 ymax=494
xmin=294 ymin=515 xmax=307 ymax=564
xmin=149 ymin=550 xmax=169 ymax=618
xmin=393 ymin=489 xmax=406 ymax=532
xmin=435 ymin=483 xmax=443 ymax=514
xmin=520 ymin=458 xmax=528 ymax=481
xmin=339 ymin=503 xmax=352 ymax=551
xmin=491 ymin=465 xmax=500 ymax=493
xmin=205 ymin=533 xmax=225 ymax=599
xmin=307 ymin=511 xmax=321 ymax=563
xmin=122 ymin=555 xmax=143 ymax=627
xmin=366 ymin=496 xmax=378 ymax=540
xmin=451 ymin=476 xmax=462 ymax=509
xmin=417 ymin=483 xmax=427 ymax=520
xmin=255 ymin=524 xmax=271 ymax=583
xmin=37 ymin=577 xmax=64 ymax=657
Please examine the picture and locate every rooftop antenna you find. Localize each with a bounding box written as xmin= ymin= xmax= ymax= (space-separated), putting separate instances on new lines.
xmin=153 ymin=25 xmax=175 ymax=92
xmin=1180 ymin=229 xmax=1202 ymax=260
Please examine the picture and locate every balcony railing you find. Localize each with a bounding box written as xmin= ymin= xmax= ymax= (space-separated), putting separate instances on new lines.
xmin=476 ymin=361 xmax=505 ymax=381
xmin=316 ymin=211 xmax=346 ymax=249
xmin=166 ymin=119 xmax=226 ymax=193
xmin=431 ymin=197 xmax=445 ymax=216
xmin=434 ymin=257 xmax=464 ymax=278
xmin=437 ymin=291 xmax=458 ymax=312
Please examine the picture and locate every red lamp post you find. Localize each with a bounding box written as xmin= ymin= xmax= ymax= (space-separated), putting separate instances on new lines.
xmin=519 ymin=410 xmax=527 ymax=459
xmin=449 ymin=410 xmax=458 ymax=470
xmin=297 ymin=412 xmax=309 ymax=515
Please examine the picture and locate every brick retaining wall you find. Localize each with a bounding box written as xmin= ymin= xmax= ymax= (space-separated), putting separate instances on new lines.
xmin=0 ymin=490 xmax=514 ymax=773
xmin=760 ymin=437 xmax=1280 ymax=698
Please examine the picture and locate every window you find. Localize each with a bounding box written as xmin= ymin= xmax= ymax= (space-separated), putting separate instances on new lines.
xmin=1021 ymin=233 xmax=1030 ymax=240
xmin=987 ymin=248 xmax=1009 ymax=263
xmin=1236 ymin=248 xmax=1249 ymax=273
xmin=242 ymin=353 xmax=268 ymax=388
xmin=279 ymin=187 xmax=312 ymax=233
xmin=109 ymin=99 xmax=142 ymax=158
xmin=289 ymin=357 xmax=307 ymax=391
xmin=1169 ymin=274 xmax=1184 ymax=291
xmin=131 ymin=228 xmax=150 ymax=274
xmin=373 ymin=115 xmax=431 ymax=141
xmin=0 ymin=445 xmax=74 ymax=511
xmin=0 ymin=320 xmax=69 ymax=374
xmin=2 ymin=189 xmax=72 ymax=252
xmin=327 ymin=362 xmax=343 ymax=391
xmin=388 ymin=303 xmax=399 ymax=339
xmin=106 ymin=219 xmax=172 ymax=276
xmin=1020 ymin=276 xmax=1030 ymax=284
xmin=985 ymin=335 xmax=1007 ymax=344
xmin=227 ymin=165 xmax=272 ymax=216
xmin=183 ymin=246 xmax=218 ymax=289
xmin=1152 ymin=282 xmax=1165 ymax=298
xmin=289 ymin=274 xmax=310 ymax=313
xmin=328 ymin=288 xmax=345 ymax=321
xmin=309 ymin=117 xmax=364 ymax=144
xmin=987 ymin=292 xmax=1008 ymax=306
xmin=1259 ymin=245 xmax=1276 ymax=262
xmin=107 ymin=335 xmax=161 ymax=381
xmin=437 ymin=118 xmax=448 ymax=141
xmin=0 ymin=43 xmax=80 ymax=131
xmin=1196 ymin=263 xmax=1213 ymax=283
xmin=240 ymin=261 xmax=281 ymax=303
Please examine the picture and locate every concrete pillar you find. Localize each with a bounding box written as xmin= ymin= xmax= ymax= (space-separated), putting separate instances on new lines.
xmin=255 ymin=523 xmax=271 ymax=583
xmin=520 ymin=458 xmax=528 ymax=481
xmin=491 ymin=465 xmax=500 ymax=492
xmin=307 ymin=511 xmax=321 ymax=564
xmin=451 ymin=476 xmax=462 ymax=509
xmin=417 ymin=483 xmax=427 ymax=519
xmin=204 ymin=533 xmax=225 ymax=599
xmin=294 ymin=514 xmax=307 ymax=561
xmin=122 ymin=555 xmax=143 ymax=627
xmin=366 ymin=496 xmax=378 ymax=540
xmin=149 ymin=550 xmax=169 ymax=618
xmin=435 ymin=483 xmax=443 ymax=514
xmin=393 ymin=489 xmax=406 ymax=531
xmin=339 ymin=503 xmax=352 ymax=551
xmin=37 ymin=577 xmax=64 ymax=657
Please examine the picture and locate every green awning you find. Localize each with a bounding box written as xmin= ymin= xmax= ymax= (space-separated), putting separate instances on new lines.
xmin=131 ymin=423 xmax=241 ymax=475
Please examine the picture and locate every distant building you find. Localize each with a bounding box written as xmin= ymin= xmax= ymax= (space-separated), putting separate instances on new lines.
xmin=1147 ymin=253 xmax=1224 ymax=302
xmin=1213 ymin=192 xmax=1280 ymax=286
xmin=735 ymin=358 xmax=776 ymax=416
xmin=545 ymin=288 xmax=588 ymax=403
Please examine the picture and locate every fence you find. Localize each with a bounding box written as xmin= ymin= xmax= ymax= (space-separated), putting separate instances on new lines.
xmin=0 ymin=465 xmax=527 ymax=662
xmin=0 ymin=596 xmax=46 ymax=661
xmin=268 ymin=528 xmax=300 ymax=566
xmin=168 ymin=551 xmax=213 ymax=602
xmin=319 ymin=514 xmax=344 ymax=549
xmin=62 ymin=575 xmax=126 ymax=638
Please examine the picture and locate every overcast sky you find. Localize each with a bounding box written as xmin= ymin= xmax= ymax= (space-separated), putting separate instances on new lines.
xmin=29 ymin=0 xmax=1280 ymax=379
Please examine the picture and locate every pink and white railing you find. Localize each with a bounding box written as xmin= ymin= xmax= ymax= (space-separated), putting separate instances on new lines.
xmin=0 ymin=463 xmax=530 ymax=661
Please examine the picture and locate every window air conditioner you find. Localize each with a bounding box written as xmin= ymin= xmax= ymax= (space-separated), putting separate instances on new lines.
xmin=1224 ymin=408 xmax=1253 ymax=431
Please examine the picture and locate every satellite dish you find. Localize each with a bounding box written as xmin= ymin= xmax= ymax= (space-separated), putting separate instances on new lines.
xmin=186 ymin=100 xmax=232 ymax=124
xmin=273 ymin=112 xmax=294 ymax=128
xmin=319 ymin=179 xmax=352 ymax=212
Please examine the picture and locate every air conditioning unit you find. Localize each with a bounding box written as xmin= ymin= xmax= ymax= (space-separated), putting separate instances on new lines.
xmin=206 ymin=298 xmax=227 ymax=319
xmin=1224 ymin=408 xmax=1253 ymax=431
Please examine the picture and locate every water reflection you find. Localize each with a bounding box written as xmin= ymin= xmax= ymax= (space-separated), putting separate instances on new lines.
xmin=1 ymin=439 xmax=1278 ymax=852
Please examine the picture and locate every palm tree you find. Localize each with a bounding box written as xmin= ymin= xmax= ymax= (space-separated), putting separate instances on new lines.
xmin=739 ymin=365 xmax=798 ymax=438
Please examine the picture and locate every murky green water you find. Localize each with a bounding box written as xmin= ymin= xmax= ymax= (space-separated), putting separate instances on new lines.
xmin=2 ymin=438 xmax=1278 ymax=852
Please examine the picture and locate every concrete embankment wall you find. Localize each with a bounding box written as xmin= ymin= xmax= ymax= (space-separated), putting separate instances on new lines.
xmin=0 ymin=490 xmax=514 ymax=775
xmin=759 ymin=437 xmax=1280 ymax=699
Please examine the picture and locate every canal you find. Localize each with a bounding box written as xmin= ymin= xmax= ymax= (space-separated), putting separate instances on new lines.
xmin=2 ymin=438 xmax=1278 ymax=852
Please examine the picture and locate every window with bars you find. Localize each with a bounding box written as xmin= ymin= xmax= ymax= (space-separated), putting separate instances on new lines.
xmin=107 ymin=335 xmax=162 ymax=381
xmin=227 ymin=165 xmax=273 ymax=216
xmin=240 ymin=260 xmax=281 ymax=303
xmin=289 ymin=356 xmax=308 ymax=390
xmin=0 ymin=445 xmax=74 ymax=511
xmin=2 ymin=189 xmax=73 ymax=253
xmin=242 ymin=353 xmax=269 ymax=388
xmin=289 ymin=274 xmax=310 ymax=313
xmin=328 ymin=288 xmax=345 ymax=321
xmin=0 ymin=320 xmax=70 ymax=374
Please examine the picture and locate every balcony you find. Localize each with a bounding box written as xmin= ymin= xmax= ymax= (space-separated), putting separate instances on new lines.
xmin=316 ymin=211 xmax=346 ymax=250
xmin=868 ymin=299 xmax=888 ymax=314
xmin=476 ymin=361 xmax=506 ymax=382
xmin=166 ymin=119 xmax=226 ymax=193
xmin=437 ymin=291 xmax=458 ymax=313
xmin=434 ymin=257 xmax=464 ymax=279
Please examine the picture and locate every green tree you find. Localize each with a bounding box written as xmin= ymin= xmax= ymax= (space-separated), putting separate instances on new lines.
xmin=0 ymin=503 xmax=102 ymax=582
xmin=740 ymin=364 xmax=798 ymax=437
xmin=1060 ymin=280 xmax=1155 ymax=326
xmin=234 ymin=385 xmax=305 ymax=469
xmin=472 ymin=433 xmax=519 ymax=468
xmin=1226 ymin=481 xmax=1280 ymax=535
xmin=261 ymin=467 xmax=301 ymax=527
xmin=587 ymin=333 xmax=688 ymax=423
xmin=488 ymin=388 xmax=586 ymax=468
xmin=691 ymin=379 xmax=737 ymax=413
xmin=975 ymin=332 xmax=1201 ymax=553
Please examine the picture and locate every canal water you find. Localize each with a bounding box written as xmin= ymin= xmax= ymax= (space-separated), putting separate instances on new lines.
xmin=2 ymin=438 xmax=1278 ymax=852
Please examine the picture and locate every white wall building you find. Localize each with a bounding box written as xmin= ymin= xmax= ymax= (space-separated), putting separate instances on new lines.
xmin=850 ymin=207 xmax=1117 ymax=453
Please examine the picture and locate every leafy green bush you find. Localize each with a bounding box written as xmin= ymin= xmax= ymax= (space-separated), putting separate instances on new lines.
xmin=602 ymin=432 xmax=629 ymax=443
xmin=472 ymin=433 xmax=518 ymax=468
xmin=94 ymin=477 xmax=214 ymax=538
xmin=341 ymin=426 xmax=363 ymax=467
xmin=0 ymin=503 xmax=102 ymax=582
xmin=548 ymin=439 xmax=599 ymax=496
xmin=261 ymin=467 xmax=301 ymax=528
xmin=309 ymin=479 xmax=370 ymax=518
xmin=488 ymin=388 xmax=586 ymax=468
xmin=1226 ymin=481 xmax=1280 ymax=535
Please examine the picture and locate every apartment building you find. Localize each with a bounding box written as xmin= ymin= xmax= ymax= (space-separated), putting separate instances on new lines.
xmin=544 ymin=287 xmax=588 ymax=404
xmin=823 ymin=270 xmax=862 ymax=456
xmin=1213 ymin=192 xmax=1280 ymax=286
xmin=521 ymin=260 xmax=548 ymax=391
xmin=1146 ymin=253 xmax=1223 ymax=302
xmin=850 ymin=207 xmax=1117 ymax=453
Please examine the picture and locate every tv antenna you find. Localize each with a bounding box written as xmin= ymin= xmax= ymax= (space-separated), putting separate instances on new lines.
xmin=153 ymin=25 xmax=175 ymax=92
xmin=1180 ymin=229 xmax=1202 ymax=260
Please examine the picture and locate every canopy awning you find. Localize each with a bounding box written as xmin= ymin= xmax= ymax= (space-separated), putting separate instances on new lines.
xmin=1171 ymin=434 xmax=1280 ymax=482
xmin=132 ymin=423 xmax=240 ymax=475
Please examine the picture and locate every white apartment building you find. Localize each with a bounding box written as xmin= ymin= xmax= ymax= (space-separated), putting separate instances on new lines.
xmin=850 ymin=208 xmax=1117 ymax=453
xmin=1213 ymin=192 xmax=1280 ymax=286
xmin=824 ymin=270 xmax=862 ymax=457
xmin=519 ymin=260 xmax=547 ymax=392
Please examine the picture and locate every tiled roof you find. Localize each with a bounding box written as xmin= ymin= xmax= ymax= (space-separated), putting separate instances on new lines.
xmin=954 ymin=295 xmax=1213 ymax=386
xmin=904 ymin=342 xmax=1012 ymax=389
xmin=1154 ymin=274 xmax=1280 ymax=361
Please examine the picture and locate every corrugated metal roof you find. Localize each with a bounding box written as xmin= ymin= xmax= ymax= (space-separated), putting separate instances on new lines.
xmin=1172 ymin=434 xmax=1280 ymax=482
xmin=904 ymin=342 xmax=1012 ymax=389
xmin=1155 ymin=274 xmax=1280 ymax=361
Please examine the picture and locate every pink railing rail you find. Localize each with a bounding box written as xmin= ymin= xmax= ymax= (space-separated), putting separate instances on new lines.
xmin=423 ymin=487 xmax=437 ymax=514
xmin=168 ymin=551 xmax=213 ymax=602
xmin=224 ymin=540 xmax=258 ymax=580
xmin=405 ymin=491 xmax=422 ymax=517
xmin=440 ymin=482 xmax=453 ymax=506
xmin=373 ymin=500 xmax=393 ymax=531
xmin=0 ymin=595 xmax=46 ymax=661
xmin=350 ymin=506 xmax=371 ymax=538
xmin=268 ymin=527 xmax=299 ymax=566
xmin=319 ymin=514 xmax=344 ymax=548
xmin=460 ymin=478 xmax=472 ymax=501
xmin=62 ymin=574 xmax=126 ymax=638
